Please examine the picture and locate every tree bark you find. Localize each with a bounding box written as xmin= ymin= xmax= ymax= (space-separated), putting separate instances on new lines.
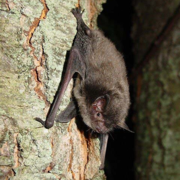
xmin=0 ymin=0 xmax=106 ymax=179
xmin=132 ymin=0 xmax=180 ymax=179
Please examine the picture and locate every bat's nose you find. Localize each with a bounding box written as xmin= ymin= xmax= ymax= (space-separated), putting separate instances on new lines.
xmin=96 ymin=121 xmax=105 ymax=133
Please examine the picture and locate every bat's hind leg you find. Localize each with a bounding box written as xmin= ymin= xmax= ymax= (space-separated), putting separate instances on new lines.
xmin=71 ymin=6 xmax=91 ymax=36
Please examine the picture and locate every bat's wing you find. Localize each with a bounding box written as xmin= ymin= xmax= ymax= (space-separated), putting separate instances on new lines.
xmin=45 ymin=48 xmax=85 ymax=128
xmin=56 ymin=99 xmax=77 ymax=123
xmin=36 ymin=6 xmax=90 ymax=128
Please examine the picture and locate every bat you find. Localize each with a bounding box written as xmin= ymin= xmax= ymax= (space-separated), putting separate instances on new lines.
xmin=36 ymin=6 xmax=131 ymax=170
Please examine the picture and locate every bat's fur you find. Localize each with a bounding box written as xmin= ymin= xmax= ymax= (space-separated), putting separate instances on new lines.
xmin=74 ymin=29 xmax=130 ymax=133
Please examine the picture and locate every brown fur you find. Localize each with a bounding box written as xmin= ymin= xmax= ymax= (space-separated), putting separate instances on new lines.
xmin=74 ymin=30 xmax=130 ymax=133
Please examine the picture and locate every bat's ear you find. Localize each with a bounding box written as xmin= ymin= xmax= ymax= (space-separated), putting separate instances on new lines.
xmin=94 ymin=94 xmax=110 ymax=111
xmin=117 ymin=121 xmax=134 ymax=133
xmin=92 ymin=94 xmax=109 ymax=113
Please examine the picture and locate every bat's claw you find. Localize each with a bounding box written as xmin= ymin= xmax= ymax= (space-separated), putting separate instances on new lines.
xmin=35 ymin=117 xmax=45 ymax=127
xmin=71 ymin=6 xmax=84 ymax=19
xmin=35 ymin=118 xmax=54 ymax=129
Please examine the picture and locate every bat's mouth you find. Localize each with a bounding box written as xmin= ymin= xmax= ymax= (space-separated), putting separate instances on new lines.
xmin=94 ymin=120 xmax=108 ymax=133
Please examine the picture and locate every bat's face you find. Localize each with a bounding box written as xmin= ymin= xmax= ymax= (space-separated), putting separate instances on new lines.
xmin=87 ymin=92 xmax=130 ymax=134
xmin=89 ymin=95 xmax=114 ymax=134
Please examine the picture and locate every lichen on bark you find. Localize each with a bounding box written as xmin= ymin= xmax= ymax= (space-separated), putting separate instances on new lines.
xmin=0 ymin=0 xmax=106 ymax=179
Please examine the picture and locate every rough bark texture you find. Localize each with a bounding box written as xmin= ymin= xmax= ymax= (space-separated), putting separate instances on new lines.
xmin=132 ymin=0 xmax=180 ymax=179
xmin=0 ymin=0 xmax=106 ymax=179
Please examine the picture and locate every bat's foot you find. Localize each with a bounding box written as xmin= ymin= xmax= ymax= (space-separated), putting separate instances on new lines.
xmin=71 ymin=6 xmax=91 ymax=36
xmin=71 ymin=6 xmax=84 ymax=19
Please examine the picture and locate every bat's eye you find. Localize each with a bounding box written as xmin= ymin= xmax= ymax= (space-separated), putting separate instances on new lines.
xmin=97 ymin=112 xmax=101 ymax=117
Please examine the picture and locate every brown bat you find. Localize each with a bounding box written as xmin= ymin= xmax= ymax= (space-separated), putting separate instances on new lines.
xmin=36 ymin=7 xmax=131 ymax=169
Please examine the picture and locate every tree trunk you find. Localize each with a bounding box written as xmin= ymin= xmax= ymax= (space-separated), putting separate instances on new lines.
xmin=132 ymin=1 xmax=180 ymax=179
xmin=0 ymin=0 xmax=106 ymax=179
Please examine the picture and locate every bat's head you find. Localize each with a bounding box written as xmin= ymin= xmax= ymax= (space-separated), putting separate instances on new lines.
xmin=89 ymin=93 xmax=131 ymax=134
xmin=89 ymin=95 xmax=109 ymax=133
xmin=75 ymin=82 xmax=131 ymax=134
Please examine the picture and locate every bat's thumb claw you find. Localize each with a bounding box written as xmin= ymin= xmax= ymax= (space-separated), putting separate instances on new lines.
xmin=34 ymin=117 xmax=45 ymax=126
xmin=34 ymin=118 xmax=54 ymax=129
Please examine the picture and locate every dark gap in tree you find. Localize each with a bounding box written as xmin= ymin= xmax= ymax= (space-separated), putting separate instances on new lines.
xmin=98 ymin=0 xmax=135 ymax=179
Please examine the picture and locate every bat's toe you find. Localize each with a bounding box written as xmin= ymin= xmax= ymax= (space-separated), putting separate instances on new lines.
xmin=71 ymin=6 xmax=84 ymax=19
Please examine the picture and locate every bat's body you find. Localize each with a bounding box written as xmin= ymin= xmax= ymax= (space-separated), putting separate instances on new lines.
xmin=39 ymin=7 xmax=130 ymax=169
